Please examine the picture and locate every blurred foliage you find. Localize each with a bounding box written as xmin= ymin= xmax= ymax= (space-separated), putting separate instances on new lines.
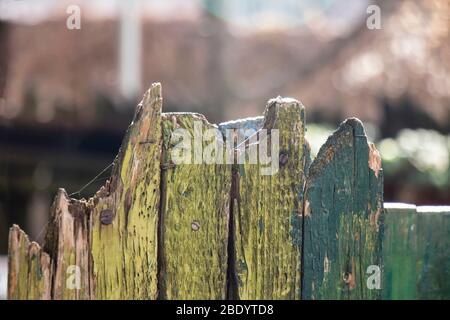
xmin=305 ymin=123 xmax=334 ymax=157
xmin=379 ymin=129 xmax=450 ymax=188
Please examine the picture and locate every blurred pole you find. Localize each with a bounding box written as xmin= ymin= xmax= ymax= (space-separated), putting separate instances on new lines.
xmin=202 ymin=0 xmax=227 ymax=120
xmin=0 ymin=21 xmax=9 ymax=99
xmin=119 ymin=0 xmax=142 ymax=101
xmin=26 ymin=191 xmax=50 ymax=245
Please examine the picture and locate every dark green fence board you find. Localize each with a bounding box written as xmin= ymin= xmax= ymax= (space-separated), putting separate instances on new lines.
xmin=302 ymin=119 xmax=384 ymax=300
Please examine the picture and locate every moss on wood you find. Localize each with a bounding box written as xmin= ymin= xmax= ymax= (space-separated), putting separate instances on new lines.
xmin=227 ymin=98 xmax=307 ymax=299
xmin=89 ymin=83 xmax=162 ymax=299
xmin=158 ymin=113 xmax=231 ymax=299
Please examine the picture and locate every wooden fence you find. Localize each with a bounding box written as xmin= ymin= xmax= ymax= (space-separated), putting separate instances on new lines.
xmin=7 ymin=83 xmax=450 ymax=300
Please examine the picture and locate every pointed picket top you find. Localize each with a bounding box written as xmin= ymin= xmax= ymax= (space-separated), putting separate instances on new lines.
xmin=302 ymin=118 xmax=384 ymax=300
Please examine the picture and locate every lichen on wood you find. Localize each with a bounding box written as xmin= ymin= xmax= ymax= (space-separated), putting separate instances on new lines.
xmin=8 ymin=225 xmax=52 ymax=300
xmin=158 ymin=113 xmax=231 ymax=299
xmin=302 ymin=118 xmax=384 ymax=300
xmin=8 ymin=83 xmax=164 ymax=300
xmin=89 ymin=83 xmax=162 ymax=299
xmin=226 ymin=97 xmax=308 ymax=299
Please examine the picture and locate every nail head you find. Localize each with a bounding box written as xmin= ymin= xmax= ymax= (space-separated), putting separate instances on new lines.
xmin=191 ymin=220 xmax=200 ymax=231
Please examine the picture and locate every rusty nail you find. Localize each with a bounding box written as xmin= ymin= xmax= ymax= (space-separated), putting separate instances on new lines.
xmin=279 ymin=152 xmax=288 ymax=167
xmin=100 ymin=209 xmax=114 ymax=225
xmin=161 ymin=162 xmax=176 ymax=170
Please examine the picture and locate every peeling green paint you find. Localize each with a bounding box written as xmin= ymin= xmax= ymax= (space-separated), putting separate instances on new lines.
xmin=302 ymin=118 xmax=383 ymax=300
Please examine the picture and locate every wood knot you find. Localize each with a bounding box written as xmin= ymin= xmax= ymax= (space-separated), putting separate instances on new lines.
xmin=100 ymin=209 xmax=114 ymax=225
xmin=191 ymin=220 xmax=200 ymax=231
xmin=343 ymin=258 xmax=356 ymax=289
xmin=343 ymin=272 xmax=351 ymax=283
xmin=343 ymin=272 xmax=356 ymax=290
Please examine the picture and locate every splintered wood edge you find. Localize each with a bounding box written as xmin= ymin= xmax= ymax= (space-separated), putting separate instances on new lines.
xmin=109 ymin=82 xmax=162 ymax=193
xmin=8 ymin=224 xmax=52 ymax=300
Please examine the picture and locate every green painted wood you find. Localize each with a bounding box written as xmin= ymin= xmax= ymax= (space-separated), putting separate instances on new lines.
xmin=302 ymin=118 xmax=384 ymax=300
xmin=158 ymin=112 xmax=232 ymax=299
xmin=227 ymin=97 xmax=308 ymax=299
xmin=382 ymin=203 xmax=417 ymax=300
xmin=416 ymin=206 xmax=450 ymax=299
xmin=382 ymin=204 xmax=450 ymax=300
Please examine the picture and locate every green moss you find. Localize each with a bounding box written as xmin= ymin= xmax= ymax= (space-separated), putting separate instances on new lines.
xmin=159 ymin=113 xmax=231 ymax=299
xmin=232 ymin=98 xmax=307 ymax=300
xmin=90 ymin=83 xmax=162 ymax=299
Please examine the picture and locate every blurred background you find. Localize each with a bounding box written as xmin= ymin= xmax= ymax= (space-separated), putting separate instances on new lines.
xmin=0 ymin=0 xmax=449 ymax=298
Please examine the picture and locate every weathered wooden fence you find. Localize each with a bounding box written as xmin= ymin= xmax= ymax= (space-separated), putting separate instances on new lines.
xmin=7 ymin=83 xmax=450 ymax=300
